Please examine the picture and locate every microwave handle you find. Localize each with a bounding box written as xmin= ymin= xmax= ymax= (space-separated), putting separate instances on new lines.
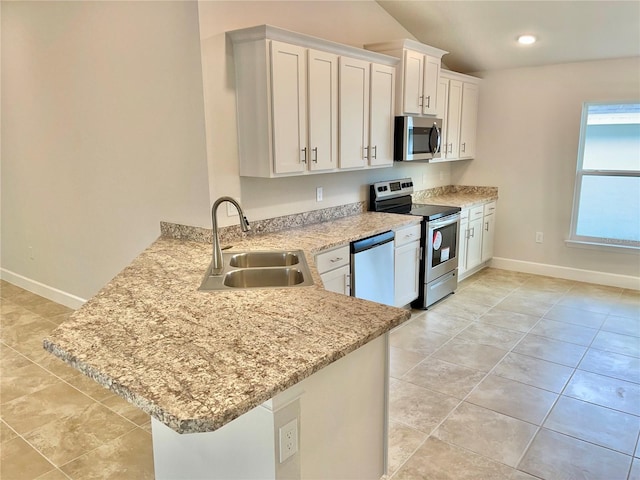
xmin=430 ymin=123 xmax=442 ymax=154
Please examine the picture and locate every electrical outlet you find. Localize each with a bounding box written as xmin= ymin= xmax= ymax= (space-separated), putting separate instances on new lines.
xmin=536 ymin=232 xmax=544 ymax=243
xmin=279 ymin=418 xmax=298 ymax=463
xmin=316 ymin=187 xmax=323 ymax=202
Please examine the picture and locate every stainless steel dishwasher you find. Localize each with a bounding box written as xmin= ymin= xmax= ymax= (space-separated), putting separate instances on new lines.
xmin=350 ymin=230 xmax=395 ymax=306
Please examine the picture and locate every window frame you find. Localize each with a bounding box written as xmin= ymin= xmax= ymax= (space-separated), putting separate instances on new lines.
xmin=568 ymin=100 xmax=640 ymax=251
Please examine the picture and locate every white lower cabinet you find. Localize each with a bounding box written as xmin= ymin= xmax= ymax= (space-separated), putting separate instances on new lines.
xmin=481 ymin=202 xmax=496 ymax=262
xmin=316 ymin=245 xmax=350 ymax=295
xmin=394 ymin=224 xmax=421 ymax=307
xmin=459 ymin=201 xmax=497 ymax=280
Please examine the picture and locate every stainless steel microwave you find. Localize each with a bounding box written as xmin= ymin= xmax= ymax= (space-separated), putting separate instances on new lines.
xmin=394 ymin=116 xmax=442 ymax=161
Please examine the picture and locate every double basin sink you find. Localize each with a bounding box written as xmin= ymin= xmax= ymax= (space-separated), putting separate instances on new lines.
xmin=199 ymin=250 xmax=314 ymax=291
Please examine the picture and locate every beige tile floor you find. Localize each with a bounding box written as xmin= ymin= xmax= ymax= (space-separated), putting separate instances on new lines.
xmin=389 ymin=268 xmax=640 ymax=480
xmin=1 ymin=268 xmax=639 ymax=479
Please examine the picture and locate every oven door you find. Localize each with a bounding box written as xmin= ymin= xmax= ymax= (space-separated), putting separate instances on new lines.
xmin=425 ymin=213 xmax=460 ymax=282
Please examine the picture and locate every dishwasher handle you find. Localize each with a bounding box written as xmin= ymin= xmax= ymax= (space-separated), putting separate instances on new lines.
xmin=350 ymin=230 xmax=395 ymax=254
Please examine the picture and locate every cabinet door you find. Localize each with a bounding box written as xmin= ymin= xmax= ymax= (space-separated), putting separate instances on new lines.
xmin=459 ymin=82 xmax=479 ymax=159
xmin=320 ymin=265 xmax=351 ymax=295
xmin=339 ymin=57 xmax=370 ymax=169
xmin=422 ymin=55 xmax=440 ymax=116
xmin=308 ymin=49 xmax=338 ymax=171
xmin=270 ymin=41 xmax=308 ymax=174
xmin=402 ymin=49 xmax=424 ymax=115
xmin=446 ymin=79 xmax=463 ymax=159
xmin=369 ymin=63 xmax=395 ymax=167
xmin=432 ymin=78 xmax=449 ymax=162
xmin=394 ymin=240 xmax=420 ymax=307
xmin=466 ymin=217 xmax=483 ymax=270
xmin=458 ymin=218 xmax=469 ymax=274
xmin=481 ymin=213 xmax=495 ymax=262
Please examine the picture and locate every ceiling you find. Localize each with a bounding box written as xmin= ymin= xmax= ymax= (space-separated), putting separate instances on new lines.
xmin=375 ymin=0 xmax=640 ymax=73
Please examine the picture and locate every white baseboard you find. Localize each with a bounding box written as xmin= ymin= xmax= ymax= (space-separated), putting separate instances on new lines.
xmin=490 ymin=257 xmax=640 ymax=290
xmin=1 ymin=269 xmax=87 ymax=309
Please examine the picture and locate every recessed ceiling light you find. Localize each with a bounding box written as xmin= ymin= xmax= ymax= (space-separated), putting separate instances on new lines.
xmin=517 ymin=34 xmax=537 ymax=45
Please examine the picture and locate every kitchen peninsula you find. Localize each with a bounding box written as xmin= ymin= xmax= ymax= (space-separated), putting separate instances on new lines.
xmin=43 ymin=210 xmax=420 ymax=479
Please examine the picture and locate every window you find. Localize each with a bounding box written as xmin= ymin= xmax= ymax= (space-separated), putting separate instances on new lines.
xmin=569 ymin=102 xmax=640 ymax=249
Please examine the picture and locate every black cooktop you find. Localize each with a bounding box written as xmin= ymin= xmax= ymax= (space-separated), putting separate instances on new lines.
xmin=369 ymin=178 xmax=461 ymax=221
xmin=410 ymin=203 xmax=461 ymax=221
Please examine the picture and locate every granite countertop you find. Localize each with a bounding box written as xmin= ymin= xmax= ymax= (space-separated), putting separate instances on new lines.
xmin=413 ymin=185 xmax=498 ymax=209
xmin=44 ymin=212 xmax=420 ymax=434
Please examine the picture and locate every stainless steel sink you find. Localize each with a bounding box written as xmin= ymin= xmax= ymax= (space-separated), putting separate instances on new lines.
xmin=223 ymin=267 xmax=305 ymax=288
xmin=228 ymin=251 xmax=300 ymax=268
xmin=199 ymin=250 xmax=314 ymax=291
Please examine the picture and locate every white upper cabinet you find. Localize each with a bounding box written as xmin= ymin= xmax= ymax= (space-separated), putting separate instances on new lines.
xmin=339 ymin=57 xmax=370 ymax=169
xmin=459 ymin=81 xmax=479 ymax=159
xmin=438 ymin=70 xmax=481 ymax=162
xmin=422 ymin=55 xmax=441 ymax=116
xmin=270 ymin=41 xmax=308 ymax=174
xmin=308 ymin=49 xmax=338 ymax=171
xmin=369 ymin=63 xmax=396 ymax=167
xmin=228 ymin=25 xmax=398 ymax=178
xmin=339 ymin=59 xmax=396 ymax=169
xmin=402 ymin=49 xmax=424 ymax=115
xmin=365 ymin=39 xmax=447 ymax=117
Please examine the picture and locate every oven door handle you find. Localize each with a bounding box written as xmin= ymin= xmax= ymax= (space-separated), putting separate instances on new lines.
xmin=428 ymin=214 xmax=460 ymax=230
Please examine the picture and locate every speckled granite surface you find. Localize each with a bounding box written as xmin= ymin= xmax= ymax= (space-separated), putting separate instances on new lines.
xmin=44 ymin=212 xmax=418 ymax=434
xmin=413 ymin=185 xmax=498 ymax=208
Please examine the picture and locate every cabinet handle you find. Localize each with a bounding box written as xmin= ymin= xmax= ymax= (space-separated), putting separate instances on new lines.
xmin=470 ymin=226 xmax=475 ymax=238
xmin=485 ymin=221 xmax=489 ymax=232
xmin=330 ymin=257 xmax=343 ymax=263
xmin=363 ymin=146 xmax=369 ymax=159
xmin=425 ymin=95 xmax=431 ymax=108
xmin=345 ymin=273 xmax=351 ymax=289
xmin=448 ymin=143 xmax=453 ymax=154
xmin=312 ymin=147 xmax=318 ymax=163
xmin=372 ymin=145 xmax=377 ymax=159
xmin=301 ymin=147 xmax=307 ymax=163
xmin=418 ymin=95 xmax=423 ymax=107
xmin=461 ymin=142 xmax=466 ymax=153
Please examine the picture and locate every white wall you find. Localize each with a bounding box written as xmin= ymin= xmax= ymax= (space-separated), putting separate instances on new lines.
xmin=1 ymin=2 xmax=211 ymax=301
xmin=197 ymin=0 xmax=453 ymax=226
xmin=452 ymin=57 xmax=640 ymax=279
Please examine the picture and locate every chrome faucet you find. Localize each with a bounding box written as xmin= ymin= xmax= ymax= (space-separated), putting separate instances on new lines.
xmin=210 ymin=196 xmax=250 ymax=275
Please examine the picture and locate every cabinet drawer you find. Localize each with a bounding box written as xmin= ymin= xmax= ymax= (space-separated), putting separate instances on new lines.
xmin=484 ymin=201 xmax=496 ymax=215
xmin=394 ymin=223 xmax=421 ymax=247
xmin=470 ymin=205 xmax=484 ymax=221
xmin=316 ymin=245 xmax=350 ymax=273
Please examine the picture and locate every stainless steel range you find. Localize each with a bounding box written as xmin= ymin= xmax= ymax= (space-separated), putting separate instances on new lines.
xmin=370 ymin=178 xmax=461 ymax=309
